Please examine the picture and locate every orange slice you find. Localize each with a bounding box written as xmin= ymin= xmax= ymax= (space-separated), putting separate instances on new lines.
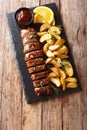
xmin=33 ymin=6 xmax=54 ymax=24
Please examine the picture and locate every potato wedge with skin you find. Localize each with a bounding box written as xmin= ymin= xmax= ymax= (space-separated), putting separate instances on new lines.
xmin=66 ymin=82 xmax=78 ymax=88
xmin=50 ymin=67 xmax=60 ymax=77
xmin=65 ymin=77 xmax=77 ymax=83
xmin=40 ymin=23 xmax=51 ymax=32
xmin=53 ymin=52 xmax=69 ymax=59
xmin=50 ymin=77 xmax=61 ymax=87
xmin=50 ymin=59 xmax=62 ymax=67
xmin=58 ymin=54 xmax=69 ymax=59
xmin=48 ymin=29 xmax=61 ymax=40
xmin=46 ymin=50 xmax=55 ymax=58
xmin=55 ymin=39 xmax=65 ymax=46
xmin=62 ymin=61 xmax=74 ymax=76
xmin=46 ymin=39 xmax=55 ymax=44
xmin=49 ymin=26 xmax=61 ymax=35
xmin=40 ymin=34 xmax=52 ymax=43
xmin=49 ymin=44 xmax=60 ymax=51
xmin=37 ymin=31 xmax=48 ymax=36
xmin=48 ymin=72 xmax=57 ymax=79
xmin=43 ymin=42 xmax=53 ymax=54
xmin=57 ymin=45 xmax=68 ymax=54
xmin=54 ymin=57 xmax=61 ymax=63
xmin=60 ymin=78 xmax=66 ymax=91
xmin=59 ymin=68 xmax=66 ymax=79
xmin=45 ymin=57 xmax=53 ymax=64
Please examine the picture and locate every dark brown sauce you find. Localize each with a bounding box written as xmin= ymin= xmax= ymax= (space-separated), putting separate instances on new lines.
xmin=16 ymin=9 xmax=32 ymax=25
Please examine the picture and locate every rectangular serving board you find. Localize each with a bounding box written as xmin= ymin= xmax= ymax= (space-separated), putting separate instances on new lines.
xmin=6 ymin=3 xmax=82 ymax=104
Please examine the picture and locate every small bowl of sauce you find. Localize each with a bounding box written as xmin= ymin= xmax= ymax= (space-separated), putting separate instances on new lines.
xmin=15 ymin=7 xmax=33 ymax=28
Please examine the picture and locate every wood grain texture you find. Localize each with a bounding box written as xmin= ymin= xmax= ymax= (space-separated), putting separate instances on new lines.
xmin=0 ymin=0 xmax=87 ymax=130
xmin=60 ymin=0 xmax=87 ymax=130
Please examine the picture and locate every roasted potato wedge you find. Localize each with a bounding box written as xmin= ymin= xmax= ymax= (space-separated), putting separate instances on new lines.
xmin=46 ymin=39 xmax=55 ymax=44
xmin=43 ymin=42 xmax=53 ymax=54
xmin=59 ymin=68 xmax=66 ymax=79
xmin=50 ymin=67 xmax=60 ymax=77
xmin=37 ymin=31 xmax=48 ymax=36
xmin=48 ymin=29 xmax=61 ymax=40
xmin=65 ymin=77 xmax=77 ymax=83
xmin=54 ymin=57 xmax=61 ymax=63
xmin=60 ymin=78 xmax=66 ymax=91
xmin=45 ymin=57 xmax=53 ymax=64
xmin=40 ymin=34 xmax=52 ymax=43
xmin=53 ymin=52 xmax=69 ymax=59
xmin=50 ymin=77 xmax=61 ymax=87
xmin=55 ymin=39 xmax=65 ymax=46
xmin=49 ymin=26 xmax=61 ymax=35
xmin=62 ymin=61 xmax=74 ymax=76
xmin=46 ymin=50 xmax=55 ymax=58
xmin=58 ymin=54 xmax=69 ymax=59
xmin=48 ymin=72 xmax=57 ymax=79
xmin=66 ymin=82 xmax=78 ymax=88
xmin=49 ymin=44 xmax=60 ymax=51
xmin=57 ymin=45 xmax=68 ymax=54
xmin=50 ymin=59 xmax=62 ymax=67
xmin=40 ymin=23 xmax=51 ymax=32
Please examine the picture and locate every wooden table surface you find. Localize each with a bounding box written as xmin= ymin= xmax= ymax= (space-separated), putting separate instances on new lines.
xmin=0 ymin=0 xmax=87 ymax=130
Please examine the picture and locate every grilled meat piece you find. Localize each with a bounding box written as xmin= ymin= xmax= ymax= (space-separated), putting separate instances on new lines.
xmin=31 ymin=71 xmax=48 ymax=81
xmin=20 ymin=27 xmax=53 ymax=96
xmin=23 ymin=41 xmax=40 ymax=53
xmin=26 ymin=58 xmax=45 ymax=67
xmin=28 ymin=64 xmax=46 ymax=73
xmin=23 ymin=34 xmax=37 ymax=45
xmin=35 ymin=85 xmax=53 ymax=96
xmin=21 ymin=28 xmax=36 ymax=39
xmin=33 ymin=78 xmax=50 ymax=87
xmin=25 ymin=50 xmax=43 ymax=61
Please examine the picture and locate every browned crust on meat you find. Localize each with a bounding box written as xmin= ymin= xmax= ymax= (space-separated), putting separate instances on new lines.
xmin=33 ymin=78 xmax=50 ymax=87
xmin=31 ymin=71 xmax=48 ymax=80
xmin=23 ymin=41 xmax=40 ymax=53
xmin=26 ymin=58 xmax=45 ymax=67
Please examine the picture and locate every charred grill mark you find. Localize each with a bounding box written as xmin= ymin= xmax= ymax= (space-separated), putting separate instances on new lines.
xmin=25 ymin=50 xmax=43 ymax=61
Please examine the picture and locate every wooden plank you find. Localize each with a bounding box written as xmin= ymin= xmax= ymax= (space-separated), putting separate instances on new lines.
xmin=0 ymin=1 xmax=3 ymax=129
xmin=22 ymin=1 xmax=42 ymax=130
xmin=1 ymin=0 xmax=24 ymax=130
xmin=60 ymin=0 xmax=87 ymax=130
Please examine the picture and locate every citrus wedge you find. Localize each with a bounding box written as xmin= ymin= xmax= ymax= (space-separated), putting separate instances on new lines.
xmin=33 ymin=6 xmax=54 ymax=24
xmin=34 ymin=13 xmax=46 ymax=23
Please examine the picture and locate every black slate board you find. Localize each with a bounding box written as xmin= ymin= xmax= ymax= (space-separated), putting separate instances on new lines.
xmin=6 ymin=3 xmax=82 ymax=104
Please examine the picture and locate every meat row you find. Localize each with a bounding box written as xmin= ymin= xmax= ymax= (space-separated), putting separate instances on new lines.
xmin=21 ymin=27 xmax=53 ymax=96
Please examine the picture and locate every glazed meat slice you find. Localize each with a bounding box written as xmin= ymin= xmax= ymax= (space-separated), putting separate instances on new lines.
xmin=21 ymin=28 xmax=36 ymax=39
xmin=23 ymin=34 xmax=37 ymax=45
xmin=33 ymin=78 xmax=50 ymax=87
xmin=26 ymin=58 xmax=45 ymax=67
xmin=25 ymin=50 xmax=43 ymax=61
xmin=31 ymin=71 xmax=48 ymax=80
xmin=23 ymin=41 xmax=40 ymax=53
xmin=20 ymin=27 xmax=53 ymax=96
xmin=28 ymin=64 xmax=46 ymax=73
xmin=35 ymin=85 xmax=53 ymax=96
